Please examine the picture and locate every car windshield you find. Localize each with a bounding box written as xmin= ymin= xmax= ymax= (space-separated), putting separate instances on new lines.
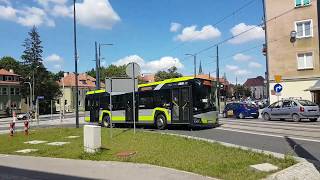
xmin=298 ymin=100 xmax=317 ymax=106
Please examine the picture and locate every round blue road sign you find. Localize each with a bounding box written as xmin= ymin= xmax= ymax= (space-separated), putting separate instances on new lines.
xmin=274 ymin=84 xmax=283 ymax=93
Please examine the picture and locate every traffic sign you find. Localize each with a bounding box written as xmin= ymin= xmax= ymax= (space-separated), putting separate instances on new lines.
xmin=274 ymin=75 xmax=282 ymax=83
xmin=126 ymin=62 xmax=141 ymax=78
xmin=274 ymin=84 xmax=283 ymax=93
xmin=37 ymin=96 xmax=44 ymax=100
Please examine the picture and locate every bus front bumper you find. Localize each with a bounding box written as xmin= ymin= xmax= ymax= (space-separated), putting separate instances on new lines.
xmin=193 ymin=111 xmax=219 ymax=127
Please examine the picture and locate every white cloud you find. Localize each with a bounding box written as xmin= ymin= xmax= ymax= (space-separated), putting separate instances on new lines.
xmin=233 ymin=53 xmax=253 ymax=62
xmin=0 ymin=0 xmax=120 ymax=29
xmin=248 ymin=62 xmax=262 ymax=68
xmin=226 ymin=65 xmax=239 ymax=71
xmin=113 ymin=55 xmax=184 ymax=73
xmin=170 ymin=22 xmax=181 ymax=32
xmin=229 ymin=23 xmax=264 ymax=44
xmin=17 ymin=7 xmax=55 ymax=27
xmin=75 ymin=0 xmax=120 ymax=29
xmin=51 ymin=5 xmax=72 ymax=17
xmin=235 ymin=69 xmax=250 ymax=75
xmin=176 ymin=25 xmax=221 ymax=42
xmin=226 ymin=64 xmax=250 ymax=76
xmin=45 ymin=54 xmax=64 ymax=62
xmin=0 ymin=6 xmax=16 ymax=20
xmin=37 ymin=0 xmax=67 ymax=7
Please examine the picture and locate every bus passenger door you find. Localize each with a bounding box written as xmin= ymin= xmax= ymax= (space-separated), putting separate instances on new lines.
xmin=181 ymin=87 xmax=192 ymax=123
xmin=171 ymin=87 xmax=192 ymax=124
xmin=90 ymin=96 xmax=99 ymax=122
xmin=125 ymin=93 xmax=138 ymax=123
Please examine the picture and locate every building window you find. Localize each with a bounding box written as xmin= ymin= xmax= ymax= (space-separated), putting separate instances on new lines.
xmin=297 ymin=52 xmax=313 ymax=70
xmin=2 ymin=87 xmax=7 ymax=95
xmin=16 ymin=88 xmax=20 ymax=95
xmin=295 ymin=20 xmax=312 ymax=38
xmin=295 ymin=0 xmax=311 ymax=7
xmin=10 ymin=88 xmax=15 ymax=95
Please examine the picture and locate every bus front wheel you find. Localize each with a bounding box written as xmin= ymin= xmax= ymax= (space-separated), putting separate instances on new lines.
xmin=102 ymin=115 xmax=110 ymax=128
xmin=155 ymin=113 xmax=167 ymax=130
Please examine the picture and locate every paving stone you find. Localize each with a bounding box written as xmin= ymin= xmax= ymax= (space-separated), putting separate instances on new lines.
xmin=66 ymin=136 xmax=79 ymax=139
xmin=250 ymin=163 xmax=279 ymax=172
xmin=47 ymin=142 xmax=70 ymax=146
xmin=24 ymin=140 xmax=47 ymax=145
xmin=15 ymin=149 xmax=38 ymax=154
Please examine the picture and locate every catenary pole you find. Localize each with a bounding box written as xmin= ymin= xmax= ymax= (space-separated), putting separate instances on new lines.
xmin=95 ymin=42 xmax=100 ymax=90
xmin=262 ymin=0 xmax=270 ymax=104
xmin=73 ymin=0 xmax=79 ymax=128
xmin=216 ymin=45 xmax=220 ymax=113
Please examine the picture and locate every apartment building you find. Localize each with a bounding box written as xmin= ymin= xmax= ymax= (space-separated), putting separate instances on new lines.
xmin=55 ymin=72 xmax=98 ymax=112
xmin=265 ymin=0 xmax=320 ymax=104
xmin=244 ymin=76 xmax=267 ymax=99
xmin=0 ymin=69 xmax=22 ymax=116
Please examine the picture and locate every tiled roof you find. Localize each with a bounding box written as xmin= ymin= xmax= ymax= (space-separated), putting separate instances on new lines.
xmin=58 ymin=73 xmax=104 ymax=88
xmin=244 ymin=76 xmax=265 ymax=87
xmin=0 ymin=69 xmax=19 ymax=76
xmin=195 ymin=74 xmax=229 ymax=85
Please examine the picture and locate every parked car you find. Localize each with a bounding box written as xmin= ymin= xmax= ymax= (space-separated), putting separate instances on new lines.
xmin=17 ymin=111 xmax=34 ymax=120
xmin=261 ymin=99 xmax=320 ymax=122
xmin=223 ymin=102 xmax=259 ymax=119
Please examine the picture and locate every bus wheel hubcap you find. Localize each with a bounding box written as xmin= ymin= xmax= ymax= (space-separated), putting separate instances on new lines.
xmin=158 ymin=118 xmax=164 ymax=127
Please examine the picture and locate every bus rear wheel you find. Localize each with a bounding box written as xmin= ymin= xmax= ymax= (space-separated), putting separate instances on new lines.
xmin=102 ymin=115 xmax=110 ymax=128
xmin=155 ymin=114 xmax=167 ymax=130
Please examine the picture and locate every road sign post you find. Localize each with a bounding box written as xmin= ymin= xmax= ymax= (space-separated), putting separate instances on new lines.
xmin=274 ymin=84 xmax=283 ymax=102
xmin=126 ymin=62 xmax=141 ymax=134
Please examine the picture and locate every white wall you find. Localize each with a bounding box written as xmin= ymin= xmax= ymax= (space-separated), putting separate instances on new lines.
xmin=269 ymin=80 xmax=316 ymax=103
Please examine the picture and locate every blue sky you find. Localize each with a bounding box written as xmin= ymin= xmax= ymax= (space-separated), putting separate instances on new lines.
xmin=0 ymin=0 xmax=266 ymax=83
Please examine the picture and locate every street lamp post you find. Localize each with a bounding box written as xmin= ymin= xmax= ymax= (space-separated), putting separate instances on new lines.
xmin=24 ymin=82 xmax=32 ymax=112
xmin=95 ymin=43 xmax=113 ymax=90
xmin=73 ymin=0 xmax=79 ymax=128
xmin=185 ymin=53 xmax=197 ymax=77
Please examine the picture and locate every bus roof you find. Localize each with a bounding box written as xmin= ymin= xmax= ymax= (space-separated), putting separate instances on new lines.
xmin=138 ymin=76 xmax=214 ymax=88
xmin=86 ymin=89 xmax=106 ymax=95
xmin=86 ymin=76 xmax=213 ymax=95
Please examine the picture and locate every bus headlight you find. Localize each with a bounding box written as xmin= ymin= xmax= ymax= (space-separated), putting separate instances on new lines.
xmin=194 ymin=118 xmax=202 ymax=124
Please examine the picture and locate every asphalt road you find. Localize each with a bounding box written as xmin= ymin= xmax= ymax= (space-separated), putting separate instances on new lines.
xmin=163 ymin=117 xmax=320 ymax=168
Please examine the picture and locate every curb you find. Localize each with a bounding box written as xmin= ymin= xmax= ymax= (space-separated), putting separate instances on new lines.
xmin=152 ymin=131 xmax=320 ymax=180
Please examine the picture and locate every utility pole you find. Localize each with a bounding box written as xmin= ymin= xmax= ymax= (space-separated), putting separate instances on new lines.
xmin=262 ymin=0 xmax=270 ymax=105
xmin=95 ymin=41 xmax=100 ymax=90
xmin=216 ymin=45 xmax=220 ymax=113
xmin=73 ymin=0 xmax=79 ymax=128
xmin=185 ymin=53 xmax=197 ymax=77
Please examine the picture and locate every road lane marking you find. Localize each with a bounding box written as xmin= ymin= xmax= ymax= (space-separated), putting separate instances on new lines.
xmin=216 ymin=127 xmax=320 ymax=143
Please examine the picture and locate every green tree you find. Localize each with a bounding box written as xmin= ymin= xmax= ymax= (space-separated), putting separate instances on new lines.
xmin=0 ymin=56 xmax=21 ymax=72
xmin=154 ymin=66 xmax=182 ymax=82
xmin=87 ymin=65 xmax=128 ymax=82
xmin=234 ymin=85 xmax=251 ymax=99
xmin=21 ymin=26 xmax=61 ymax=114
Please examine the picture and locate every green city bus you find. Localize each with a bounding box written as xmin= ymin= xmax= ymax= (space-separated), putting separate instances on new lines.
xmin=85 ymin=76 xmax=219 ymax=129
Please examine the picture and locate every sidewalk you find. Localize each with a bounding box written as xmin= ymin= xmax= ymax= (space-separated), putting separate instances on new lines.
xmin=0 ymin=154 xmax=215 ymax=180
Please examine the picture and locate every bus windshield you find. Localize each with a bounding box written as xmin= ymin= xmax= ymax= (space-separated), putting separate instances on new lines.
xmin=193 ymin=80 xmax=215 ymax=113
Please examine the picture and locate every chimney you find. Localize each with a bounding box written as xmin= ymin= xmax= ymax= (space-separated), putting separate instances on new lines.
xmin=64 ymin=72 xmax=69 ymax=77
xmin=9 ymin=69 xmax=14 ymax=73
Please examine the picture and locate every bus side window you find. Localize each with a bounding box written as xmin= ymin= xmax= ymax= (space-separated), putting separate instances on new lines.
xmin=154 ymin=90 xmax=170 ymax=108
xmin=139 ymin=91 xmax=154 ymax=109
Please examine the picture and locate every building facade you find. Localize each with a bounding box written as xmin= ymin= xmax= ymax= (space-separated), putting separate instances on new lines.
xmin=0 ymin=69 xmax=22 ymax=116
xmin=265 ymin=0 xmax=320 ymax=104
xmin=244 ymin=76 xmax=266 ymax=99
xmin=55 ymin=73 xmax=97 ymax=113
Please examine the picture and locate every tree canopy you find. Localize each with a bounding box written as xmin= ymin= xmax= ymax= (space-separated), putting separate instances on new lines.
xmin=154 ymin=66 xmax=182 ymax=82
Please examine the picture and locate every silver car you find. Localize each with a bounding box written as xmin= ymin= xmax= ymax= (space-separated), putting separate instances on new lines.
xmin=262 ymin=99 xmax=320 ymax=122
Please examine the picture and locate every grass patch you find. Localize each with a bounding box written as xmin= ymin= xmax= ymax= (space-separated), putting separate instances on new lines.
xmin=0 ymin=128 xmax=296 ymax=180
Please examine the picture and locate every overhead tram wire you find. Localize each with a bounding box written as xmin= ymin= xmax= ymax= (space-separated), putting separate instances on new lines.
xmin=194 ymin=7 xmax=297 ymax=56
xmin=168 ymin=0 xmax=259 ymax=53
